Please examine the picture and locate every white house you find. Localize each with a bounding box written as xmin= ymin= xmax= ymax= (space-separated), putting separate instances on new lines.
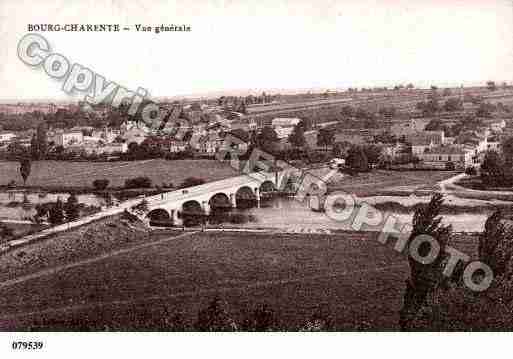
xmin=51 ymin=130 xmax=84 ymax=147
xmin=0 ymin=131 xmax=16 ymax=142
xmin=272 ymin=118 xmax=301 ymax=127
xmin=418 ymin=145 xmax=474 ymax=169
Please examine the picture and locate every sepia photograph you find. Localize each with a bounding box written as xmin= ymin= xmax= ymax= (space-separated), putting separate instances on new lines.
xmin=0 ymin=0 xmax=512 ymax=355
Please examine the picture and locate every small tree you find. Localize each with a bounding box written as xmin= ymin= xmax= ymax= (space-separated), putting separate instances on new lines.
xmin=92 ymin=179 xmax=110 ymax=191
xmin=288 ymin=123 xmax=306 ymax=148
xmin=48 ymin=198 xmax=65 ymax=225
xmin=132 ymin=199 xmax=149 ymax=213
xmin=181 ymin=177 xmax=206 ymax=189
xmin=0 ymin=222 xmax=13 ymax=241
xmin=65 ymin=194 xmax=80 ymax=221
xmin=481 ymin=151 xmax=505 ymax=186
xmin=125 ymin=176 xmax=152 ymax=189
xmin=345 ymin=146 xmax=369 ymax=173
xmin=362 ymin=144 xmax=383 ymax=167
xmin=317 ymin=128 xmax=335 ymax=151
xmin=19 ymin=158 xmax=31 ymax=185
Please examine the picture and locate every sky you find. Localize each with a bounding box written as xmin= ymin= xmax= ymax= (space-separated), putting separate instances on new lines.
xmin=0 ymin=0 xmax=512 ymax=100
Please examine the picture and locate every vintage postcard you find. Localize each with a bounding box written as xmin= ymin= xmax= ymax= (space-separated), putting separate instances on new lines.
xmin=0 ymin=0 xmax=512 ymax=356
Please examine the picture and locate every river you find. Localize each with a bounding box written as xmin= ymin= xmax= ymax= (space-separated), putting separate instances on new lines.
xmin=0 ymin=188 xmax=507 ymax=233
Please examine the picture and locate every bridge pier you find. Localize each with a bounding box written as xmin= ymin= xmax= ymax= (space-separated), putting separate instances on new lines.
xmin=171 ymin=209 xmax=183 ymax=227
xmin=202 ymin=201 xmax=211 ymax=215
xmin=254 ymin=187 xmax=261 ymax=208
xmin=229 ymin=193 xmax=237 ymax=208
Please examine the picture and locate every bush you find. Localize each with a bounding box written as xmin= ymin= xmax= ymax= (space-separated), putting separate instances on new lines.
xmin=180 ymin=177 xmax=205 ymax=189
xmin=125 ymin=176 xmax=152 ymax=189
xmin=92 ymin=179 xmax=110 ymax=191
xmin=465 ymin=167 xmax=477 ymax=175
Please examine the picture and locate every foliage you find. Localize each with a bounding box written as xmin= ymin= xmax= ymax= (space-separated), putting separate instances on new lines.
xmin=240 ymin=304 xmax=278 ymax=331
xmin=132 ymin=199 xmax=149 ymax=213
xmin=124 ymin=176 xmax=152 ymax=189
xmin=486 ymin=81 xmax=497 ymax=91
xmin=92 ymin=179 xmax=110 ymax=191
xmin=443 ymin=98 xmax=463 ymax=112
xmin=48 ymin=198 xmax=65 ymax=225
xmin=479 ymin=210 xmax=513 ymax=277
xmin=362 ymin=144 xmax=383 ymax=167
xmin=408 ymin=210 xmax=513 ymax=331
xmin=65 ymin=194 xmax=80 ymax=221
xmin=194 ymin=297 xmax=237 ymax=331
xmin=19 ymin=158 xmax=31 ymax=185
xmin=0 ymin=222 xmax=13 ymax=240
xmin=464 ymin=166 xmax=477 ymax=176
xmin=480 ymin=151 xmax=506 ymax=186
xmin=501 ymin=136 xmax=513 ymax=167
xmin=30 ymin=123 xmax=48 ymax=160
xmin=180 ymin=177 xmax=206 ymax=188
xmin=399 ymin=193 xmax=452 ymax=330
xmin=345 ymin=146 xmax=369 ymax=173
xmin=288 ymin=123 xmax=306 ymax=147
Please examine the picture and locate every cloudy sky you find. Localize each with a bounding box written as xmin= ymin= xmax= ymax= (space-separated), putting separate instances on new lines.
xmin=0 ymin=0 xmax=512 ymax=100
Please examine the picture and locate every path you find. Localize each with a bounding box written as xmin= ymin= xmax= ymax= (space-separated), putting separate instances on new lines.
xmin=0 ymin=231 xmax=197 ymax=290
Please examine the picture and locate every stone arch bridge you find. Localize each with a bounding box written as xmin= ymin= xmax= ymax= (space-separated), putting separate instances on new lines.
xmin=141 ymin=171 xmax=298 ymax=226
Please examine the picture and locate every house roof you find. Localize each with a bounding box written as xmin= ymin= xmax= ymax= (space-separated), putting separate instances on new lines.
xmin=406 ymin=131 xmax=444 ymax=146
xmin=424 ymin=145 xmax=472 ymax=155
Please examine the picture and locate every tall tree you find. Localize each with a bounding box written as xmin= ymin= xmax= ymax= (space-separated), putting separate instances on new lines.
xmin=501 ymin=137 xmax=513 ymax=167
xmin=317 ymin=128 xmax=335 ymax=151
xmin=481 ymin=150 xmax=505 ymax=186
xmin=399 ymin=193 xmax=452 ymax=330
xmin=478 ymin=210 xmax=509 ymax=277
xmin=288 ymin=123 xmax=306 ymax=148
xmin=258 ymin=126 xmax=279 ymax=144
xmin=36 ymin=122 xmax=48 ymax=159
xmin=362 ymin=144 xmax=383 ymax=167
xmin=19 ymin=158 xmax=31 ymax=185
xmin=345 ymin=146 xmax=369 ymax=172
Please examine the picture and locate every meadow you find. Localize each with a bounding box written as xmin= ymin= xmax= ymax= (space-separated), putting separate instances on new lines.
xmin=0 ymin=159 xmax=239 ymax=189
xmin=0 ymin=228 xmax=478 ymax=331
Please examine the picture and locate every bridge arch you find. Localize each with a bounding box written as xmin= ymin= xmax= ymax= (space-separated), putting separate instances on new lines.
xmin=208 ymin=192 xmax=231 ymax=209
xmin=235 ymin=186 xmax=257 ymax=209
xmin=180 ymin=200 xmax=205 ymax=227
xmin=181 ymin=200 xmax=203 ymax=214
xmin=259 ymin=180 xmax=276 ymax=194
xmin=147 ymin=208 xmax=172 ymax=226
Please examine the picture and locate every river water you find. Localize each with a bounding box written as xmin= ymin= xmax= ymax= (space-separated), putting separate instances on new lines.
xmin=236 ymin=195 xmax=497 ymax=233
xmin=0 ymin=189 xmax=505 ymax=232
xmin=0 ymin=191 xmax=105 ymax=221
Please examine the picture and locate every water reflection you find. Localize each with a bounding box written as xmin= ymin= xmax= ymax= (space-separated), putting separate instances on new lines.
xmin=171 ymin=195 xmax=500 ymax=233
xmin=0 ymin=191 xmax=106 ymax=221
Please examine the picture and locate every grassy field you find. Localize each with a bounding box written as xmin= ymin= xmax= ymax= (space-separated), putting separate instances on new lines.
xmin=0 ymin=160 xmax=239 ymax=189
xmin=0 ymin=228 xmax=479 ymax=331
xmin=327 ymin=170 xmax=457 ymax=196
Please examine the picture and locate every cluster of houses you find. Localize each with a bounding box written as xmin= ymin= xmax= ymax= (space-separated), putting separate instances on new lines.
xmin=0 ymin=102 xmax=259 ymax=157
xmin=331 ymin=117 xmax=510 ymax=170
xmin=1 ymin=98 xmax=511 ymax=172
